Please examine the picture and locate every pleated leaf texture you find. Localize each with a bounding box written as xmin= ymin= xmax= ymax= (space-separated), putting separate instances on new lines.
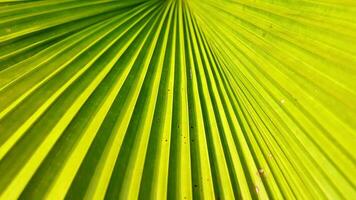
xmin=0 ymin=0 xmax=355 ymax=199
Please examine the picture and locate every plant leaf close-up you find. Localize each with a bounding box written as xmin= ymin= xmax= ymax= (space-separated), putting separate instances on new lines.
xmin=0 ymin=0 xmax=355 ymax=199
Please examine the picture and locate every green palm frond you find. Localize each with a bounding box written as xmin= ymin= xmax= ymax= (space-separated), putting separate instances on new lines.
xmin=0 ymin=0 xmax=355 ymax=199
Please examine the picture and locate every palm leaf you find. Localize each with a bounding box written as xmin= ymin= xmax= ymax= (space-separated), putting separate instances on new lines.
xmin=0 ymin=0 xmax=355 ymax=199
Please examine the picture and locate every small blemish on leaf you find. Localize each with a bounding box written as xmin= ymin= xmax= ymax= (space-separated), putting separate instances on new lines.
xmin=255 ymin=186 xmax=259 ymax=194
xmin=258 ymin=168 xmax=265 ymax=177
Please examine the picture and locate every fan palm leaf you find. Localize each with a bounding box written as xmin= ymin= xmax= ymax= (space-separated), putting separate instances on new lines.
xmin=0 ymin=0 xmax=355 ymax=199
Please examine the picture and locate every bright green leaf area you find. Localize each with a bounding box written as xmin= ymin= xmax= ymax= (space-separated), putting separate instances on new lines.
xmin=0 ymin=0 xmax=355 ymax=199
